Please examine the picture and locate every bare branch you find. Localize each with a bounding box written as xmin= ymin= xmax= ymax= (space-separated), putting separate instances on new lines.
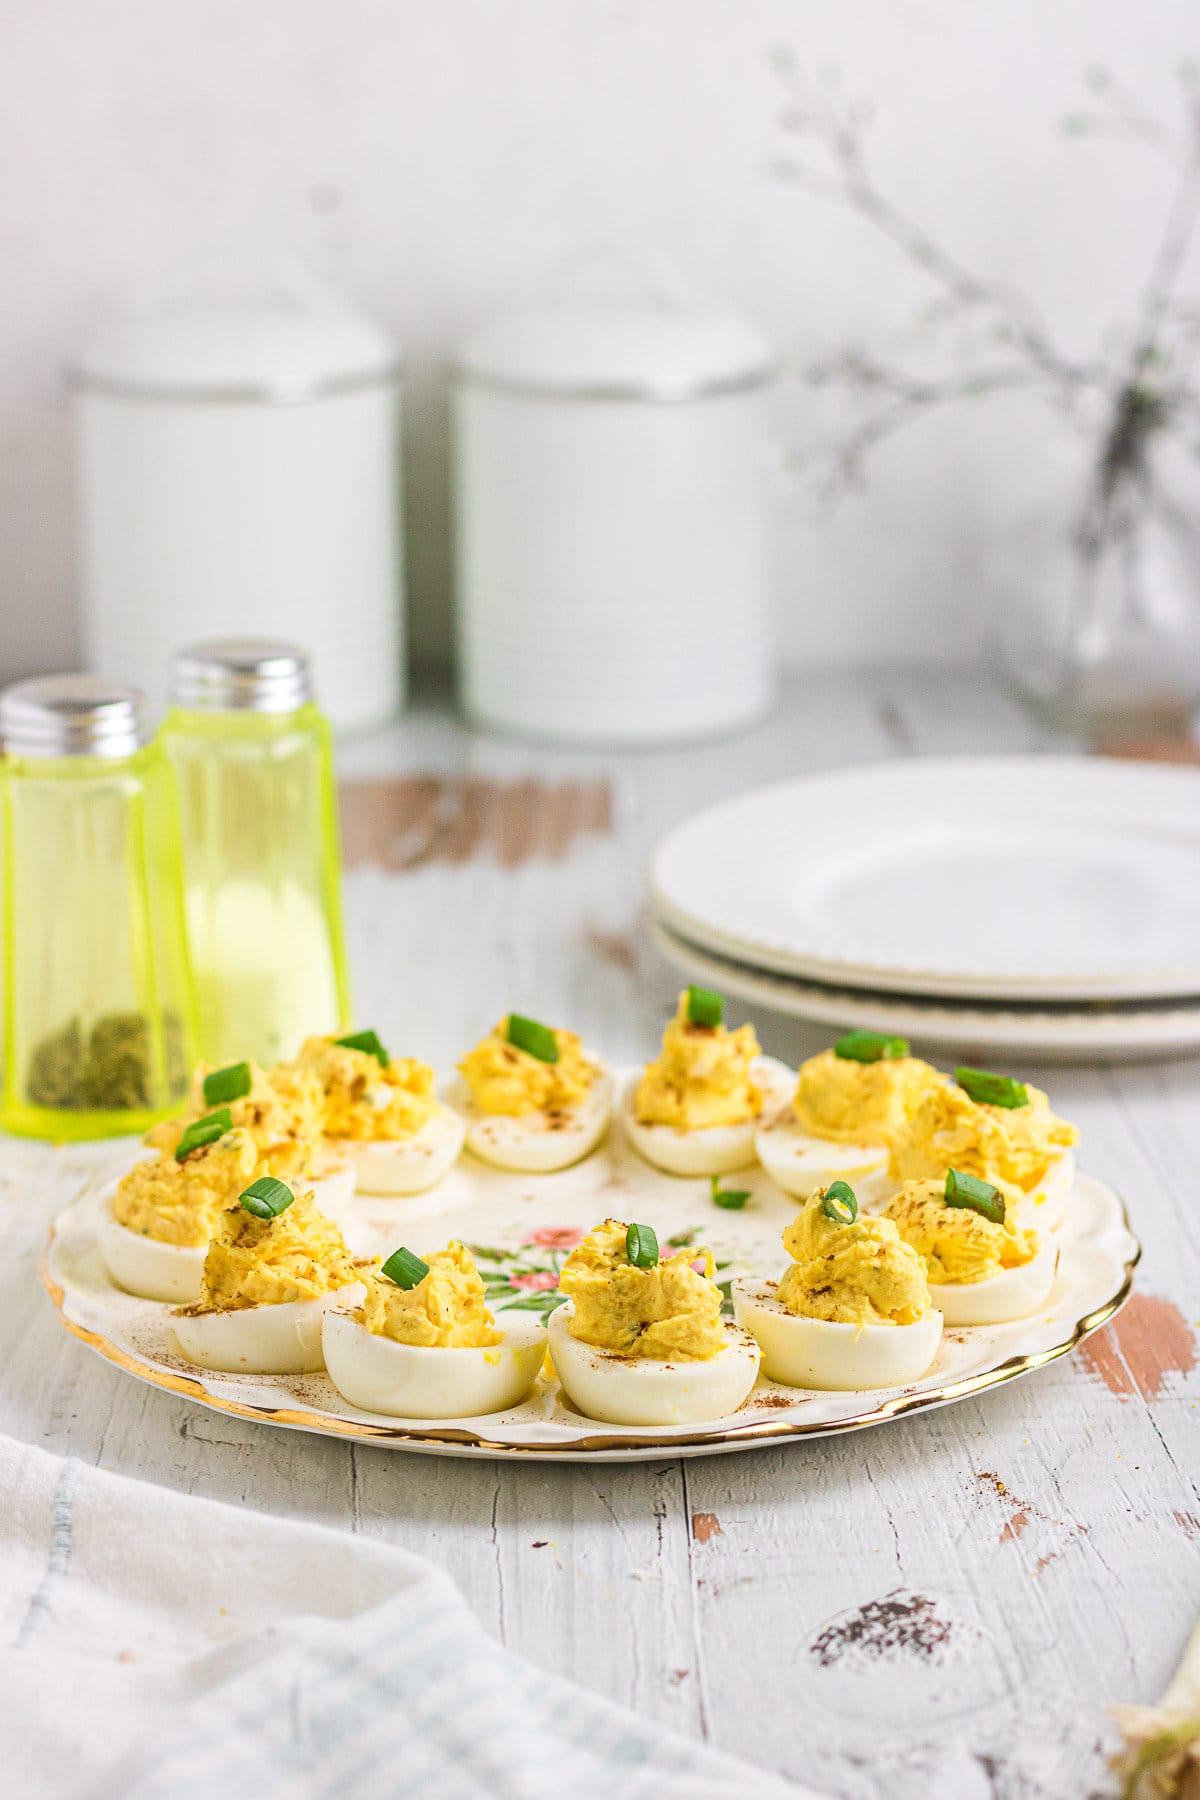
xmin=767 ymin=54 xmax=1200 ymax=509
xmin=1066 ymin=66 xmax=1180 ymax=163
xmin=794 ymin=348 xmax=1037 ymax=406
xmin=769 ymin=61 xmax=1099 ymax=399
xmin=1123 ymin=99 xmax=1200 ymax=383
xmin=791 ymin=364 xmax=1045 ymax=507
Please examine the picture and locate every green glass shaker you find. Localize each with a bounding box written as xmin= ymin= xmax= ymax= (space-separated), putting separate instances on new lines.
xmin=0 ymin=675 xmax=196 ymax=1140
xmin=161 ymin=639 xmax=352 ymax=1067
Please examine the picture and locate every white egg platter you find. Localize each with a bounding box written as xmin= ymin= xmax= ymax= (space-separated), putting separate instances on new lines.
xmin=45 ymin=1066 xmax=1138 ymax=1463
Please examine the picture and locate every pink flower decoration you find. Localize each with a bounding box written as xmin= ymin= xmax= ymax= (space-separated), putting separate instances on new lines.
xmin=528 ymin=1227 xmax=584 ymax=1251
xmin=511 ymin=1270 xmax=559 ymax=1292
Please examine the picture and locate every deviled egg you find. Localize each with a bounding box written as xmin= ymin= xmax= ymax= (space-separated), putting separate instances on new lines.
xmin=99 ymin=1120 xmax=260 ymax=1303
xmin=733 ymin=1181 xmax=943 ymax=1390
xmin=889 ymin=1065 xmax=1078 ymax=1230
xmin=298 ymin=1030 xmax=465 ymax=1196
xmin=547 ymin=1219 xmax=760 ymax=1425
xmin=755 ymin=1031 xmax=945 ymax=1205
xmin=171 ymin=1178 xmax=363 ymax=1373
xmin=454 ymin=1014 xmax=611 ymax=1173
xmin=323 ymin=1240 xmax=544 ymax=1418
xmin=146 ymin=1055 xmax=330 ymax=1191
xmin=885 ymin=1171 xmax=1058 ymax=1325
xmin=1009 ymin=1148 xmax=1077 ymax=1232
xmin=622 ymin=987 xmax=793 ymax=1177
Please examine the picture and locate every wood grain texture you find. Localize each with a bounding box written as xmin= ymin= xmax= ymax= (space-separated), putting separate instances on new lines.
xmin=340 ymin=774 xmax=612 ymax=870
xmin=5 ymin=671 xmax=1199 ymax=1799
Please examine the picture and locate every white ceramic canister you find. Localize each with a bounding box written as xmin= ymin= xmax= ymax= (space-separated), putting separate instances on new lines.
xmin=453 ymin=259 xmax=776 ymax=745
xmin=70 ymin=275 xmax=403 ymax=735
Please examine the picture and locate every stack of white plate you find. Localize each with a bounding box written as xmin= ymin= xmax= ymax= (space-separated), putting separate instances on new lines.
xmin=647 ymin=756 xmax=1200 ymax=1061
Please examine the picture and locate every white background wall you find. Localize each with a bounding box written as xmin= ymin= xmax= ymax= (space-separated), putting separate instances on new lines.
xmin=1 ymin=0 xmax=1197 ymax=688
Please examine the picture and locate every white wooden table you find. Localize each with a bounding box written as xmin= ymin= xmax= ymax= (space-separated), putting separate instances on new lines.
xmin=5 ymin=670 xmax=1198 ymax=1799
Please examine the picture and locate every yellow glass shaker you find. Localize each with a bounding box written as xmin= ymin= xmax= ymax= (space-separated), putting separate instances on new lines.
xmin=0 ymin=675 xmax=196 ymax=1140
xmin=161 ymin=639 xmax=352 ymax=1067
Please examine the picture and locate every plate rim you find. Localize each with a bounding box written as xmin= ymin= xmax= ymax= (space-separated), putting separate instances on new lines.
xmin=649 ymin=917 xmax=1200 ymax=1060
xmin=649 ymin=754 xmax=1200 ymax=1002
xmin=40 ymin=1181 xmax=1142 ymax=1462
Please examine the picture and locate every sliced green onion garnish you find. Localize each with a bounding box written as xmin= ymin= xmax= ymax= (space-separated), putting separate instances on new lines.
xmin=239 ymin=1176 xmax=295 ymax=1219
xmin=686 ymin=985 xmax=723 ymax=1029
xmin=834 ymin=1029 xmax=910 ymax=1062
xmin=956 ymin=1066 xmax=1029 ymax=1110
xmin=821 ymin=1180 xmax=859 ymax=1225
xmin=625 ymin=1222 xmax=659 ymax=1267
xmin=710 ymin=1175 xmax=750 ymax=1211
xmin=174 ymin=1108 xmax=233 ymax=1161
xmin=202 ymin=1061 xmax=252 ymax=1106
xmin=334 ymin=1029 xmax=390 ymax=1068
xmin=944 ymin=1168 xmax=1007 ymax=1225
xmin=506 ymin=1015 xmax=559 ymax=1063
xmin=380 ymin=1246 xmax=430 ymax=1289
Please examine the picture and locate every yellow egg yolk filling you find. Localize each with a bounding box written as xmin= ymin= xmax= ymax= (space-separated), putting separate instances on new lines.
xmin=885 ymin=1179 xmax=1039 ymax=1285
xmin=790 ymin=1049 xmax=945 ymax=1145
xmin=889 ymin=1081 xmax=1077 ymax=1192
xmin=634 ymin=991 xmax=763 ymax=1130
xmin=112 ymin=1129 xmax=260 ymax=1249
xmin=775 ymin=1190 xmax=932 ymax=1326
xmin=194 ymin=1189 xmax=356 ymax=1311
xmin=146 ymin=1060 xmax=325 ymax=1181
xmin=558 ymin=1219 xmax=727 ymax=1360
xmin=459 ymin=1019 xmax=598 ymax=1118
xmin=359 ymin=1241 xmax=501 ymax=1348
xmin=297 ymin=1036 xmax=443 ymax=1142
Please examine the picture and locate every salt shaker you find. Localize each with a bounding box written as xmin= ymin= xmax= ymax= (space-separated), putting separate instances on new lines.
xmin=161 ymin=639 xmax=352 ymax=1066
xmin=0 ymin=676 xmax=196 ymax=1140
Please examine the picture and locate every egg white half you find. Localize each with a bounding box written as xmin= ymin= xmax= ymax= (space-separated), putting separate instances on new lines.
xmin=322 ymin=1309 xmax=545 ymax=1417
xmin=1010 ymin=1148 xmax=1075 ymax=1232
xmin=171 ymin=1280 xmax=366 ymax=1374
xmin=926 ymin=1232 xmax=1059 ymax=1326
xmin=732 ymin=1278 xmax=944 ymax=1390
xmin=754 ymin=1109 xmax=895 ymax=1206
xmin=347 ymin=1107 xmax=467 ymax=1196
xmin=622 ymin=1056 xmax=794 ymax=1177
xmin=453 ymin=1066 xmax=612 ymax=1174
xmin=308 ymin=1154 xmax=357 ymax=1219
xmin=96 ymin=1180 xmax=207 ymax=1305
xmin=547 ymin=1302 xmax=760 ymax=1426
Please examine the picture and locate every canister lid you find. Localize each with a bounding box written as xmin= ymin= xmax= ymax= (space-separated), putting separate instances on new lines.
xmin=170 ymin=640 xmax=314 ymax=714
xmin=0 ymin=674 xmax=149 ymax=759
xmin=68 ymin=274 xmax=400 ymax=404
xmin=455 ymin=251 xmax=774 ymax=402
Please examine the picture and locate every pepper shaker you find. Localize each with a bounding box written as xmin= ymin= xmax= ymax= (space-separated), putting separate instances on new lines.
xmin=0 ymin=676 xmax=196 ymax=1139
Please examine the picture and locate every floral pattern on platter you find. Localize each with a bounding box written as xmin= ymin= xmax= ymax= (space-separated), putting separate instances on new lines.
xmin=467 ymin=1226 xmax=736 ymax=1321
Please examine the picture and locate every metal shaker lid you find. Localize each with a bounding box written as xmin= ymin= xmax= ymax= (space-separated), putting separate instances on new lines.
xmin=170 ymin=639 xmax=313 ymax=713
xmin=0 ymin=674 xmax=149 ymax=758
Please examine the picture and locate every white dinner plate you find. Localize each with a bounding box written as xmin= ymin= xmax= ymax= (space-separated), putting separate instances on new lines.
xmin=43 ymin=1084 xmax=1138 ymax=1462
xmin=650 ymin=917 xmax=1200 ymax=1063
xmin=649 ymin=756 xmax=1200 ymax=1002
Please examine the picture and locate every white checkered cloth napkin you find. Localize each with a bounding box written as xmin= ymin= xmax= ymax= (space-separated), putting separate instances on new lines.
xmin=0 ymin=1433 xmax=809 ymax=1800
